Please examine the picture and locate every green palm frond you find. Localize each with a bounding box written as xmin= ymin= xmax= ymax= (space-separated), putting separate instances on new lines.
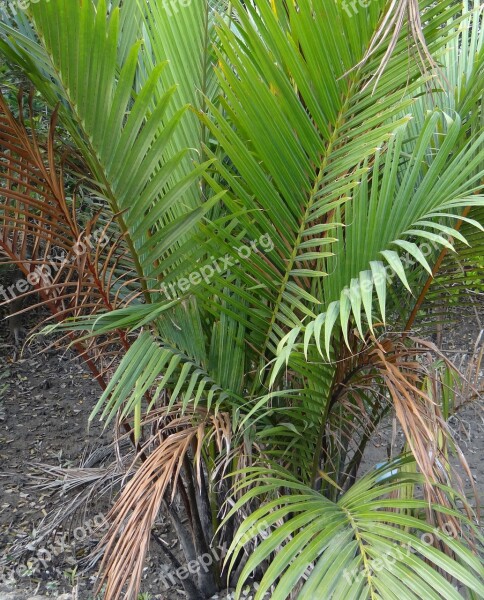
xmin=283 ymin=113 xmax=484 ymax=361
xmin=0 ymin=0 xmax=215 ymax=291
xmin=200 ymin=0 xmax=481 ymax=367
xmin=223 ymin=459 xmax=484 ymax=600
xmin=414 ymin=206 xmax=484 ymax=331
xmin=90 ymin=329 xmax=237 ymax=437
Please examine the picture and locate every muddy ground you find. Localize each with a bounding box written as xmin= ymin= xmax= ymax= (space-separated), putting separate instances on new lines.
xmin=0 ymin=306 xmax=482 ymax=600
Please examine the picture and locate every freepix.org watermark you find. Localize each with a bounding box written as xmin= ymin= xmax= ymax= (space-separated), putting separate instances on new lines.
xmin=158 ymin=519 xmax=270 ymax=590
xmin=342 ymin=0 xmax=376 ymax=18
xmin=0 ymin=229 xmax=109 ymax=304
xmin=0 ymin=512 xmax=108 ymax=583
xmin=160 ymin=233 xmax=274 ymax=301
xmin=159 ymin=543 xmax=226 ymax=591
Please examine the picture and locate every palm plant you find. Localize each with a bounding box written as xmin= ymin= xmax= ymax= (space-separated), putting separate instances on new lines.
xmin=0 ymin=0 xmax=483 ymax=599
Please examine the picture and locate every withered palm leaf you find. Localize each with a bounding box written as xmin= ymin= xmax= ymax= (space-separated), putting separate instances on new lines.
xmin=97 ymin=407 xmax=231 ymax=600
xmin=0 ymin=92 xmax=137 ymax=384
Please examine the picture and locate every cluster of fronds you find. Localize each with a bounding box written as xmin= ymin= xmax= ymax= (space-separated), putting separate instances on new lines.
xmin=0 ymin=1 xmax=483 ymax=599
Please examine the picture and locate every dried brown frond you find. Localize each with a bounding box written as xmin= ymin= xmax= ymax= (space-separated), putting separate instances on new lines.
xmin=347 ymin=0 xmax=444 ymax=92
xmin=4 ymin=455 xmax=133 ymax=564
xmin=343 ymin=334 xmax=478 ymax=510
xmin=329 ymin=331 xmax=480 ymax=550
xmin=0 ymin=91 xmax=140 ymax=384
xmin=96 ymin=406 xmax=231 ymax=600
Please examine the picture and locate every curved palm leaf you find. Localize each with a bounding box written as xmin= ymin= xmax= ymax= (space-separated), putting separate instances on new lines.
xmin=223 ymin=459 xmax=484 ymax=600
xmin=0 ymin=0 xmax=216 ymax=292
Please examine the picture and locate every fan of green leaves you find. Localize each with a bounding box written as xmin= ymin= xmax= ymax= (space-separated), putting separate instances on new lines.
xmin=223 ymin=459 xmax=484 ymax=600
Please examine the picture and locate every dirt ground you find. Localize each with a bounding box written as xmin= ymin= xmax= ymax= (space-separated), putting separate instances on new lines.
xmin=0 ymin=310 xmax=187 ymax=600
xmin=0 ymin=306 xmax=482 ymax=600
